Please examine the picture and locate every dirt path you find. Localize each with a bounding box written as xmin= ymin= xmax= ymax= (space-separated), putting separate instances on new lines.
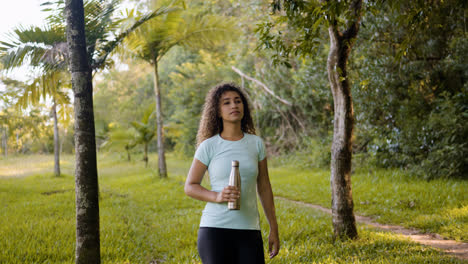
xmin=276 ymin=196 xmax=468 ymax=260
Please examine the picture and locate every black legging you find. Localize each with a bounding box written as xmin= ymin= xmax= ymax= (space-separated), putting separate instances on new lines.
xmin=197 ymin=227 xmax=265 ymax=264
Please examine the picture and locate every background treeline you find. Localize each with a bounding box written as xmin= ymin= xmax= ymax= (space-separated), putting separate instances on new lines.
xmin=1 ymin=0 xmax=466 ymax=179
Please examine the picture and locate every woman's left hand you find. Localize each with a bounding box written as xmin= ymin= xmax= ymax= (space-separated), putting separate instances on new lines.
xmin=268 ymin=229 xmax=280 ymax=259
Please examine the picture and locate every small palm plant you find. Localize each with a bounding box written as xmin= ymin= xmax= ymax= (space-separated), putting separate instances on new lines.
xmin=100 ymin=123 xmax=137 ymax=162
xmin=130 ymin=104 xmax=157 ymax=168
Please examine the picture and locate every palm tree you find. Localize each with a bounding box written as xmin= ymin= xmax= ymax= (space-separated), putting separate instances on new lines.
xmin=125 ymin=2 xmax=237 ymax=177
xmin=100 ymin=124 xmax=136 ymax=161
xmin=65 ymin=0 xmax=101 ymax=261
xmin=1 ymin=24 xmax=68 ymax=176
xmin=130 ymin=104 xmax=156 ymax=167
xmin=2 ymin=74 xmax=70 ymax=176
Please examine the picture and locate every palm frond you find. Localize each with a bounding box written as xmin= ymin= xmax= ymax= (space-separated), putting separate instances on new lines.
xmin=41 ymin=0 xmax=66 ymax=26
xmin=1 ymin=70 xmax=70 ymax=110
xmin=141 ymin=103 xmax=156 ymax=124
xmin=12 ymin=25 xmax=65 ymax=46
xmin=54 ymin=90 xmax=71 ymax=106
xmin=172 ymin=14 xmax=238 ymax=51
xmin=57 ymin=102 xmax=73 ymax=126
xmin=39 ymin=0 xmax=122 ymax=68
xmin=0 ymin=44 xmax=48 ymax=69
xmin=2 ymin=78 xmax=40 ymax=109
xmin=124 ymin=7 xmax=238 ymax=63
xmin=124 ymin=8 xmax=184 ymax=61
xmin=0 ymin=25 xmax=66 ymax=70
xmin=130 ymin=121 xmax=146 ymax=131
xmin=100 ymin=126 xmax=136 ymax=151
xmin=130 ymin=104 xmax=157 ymax=145
xmin=93 ymin=4 xmax=180 ymax=68
xmin=84 ymin=0 xmax=119 ymax=53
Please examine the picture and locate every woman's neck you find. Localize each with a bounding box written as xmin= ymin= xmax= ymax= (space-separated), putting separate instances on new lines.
xmin=220 ymin=122 xmax=243 ymax=140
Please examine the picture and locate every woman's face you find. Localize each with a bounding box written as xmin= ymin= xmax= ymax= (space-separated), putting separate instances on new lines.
xmin=219 ymin=91 xmax=244 ymax=123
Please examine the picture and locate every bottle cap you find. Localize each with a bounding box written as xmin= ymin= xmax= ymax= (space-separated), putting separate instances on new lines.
xmin=231 ymin=160 xmax=239 ymax=167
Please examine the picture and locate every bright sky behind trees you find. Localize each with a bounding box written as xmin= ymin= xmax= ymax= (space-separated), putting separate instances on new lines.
xmin=0 ymin=0 xmax=46 ymax=37
xmin=0 ymin=0 xmax=46 ymax=87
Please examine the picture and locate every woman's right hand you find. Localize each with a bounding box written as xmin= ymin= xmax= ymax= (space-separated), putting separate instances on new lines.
xmin=215 ymin=186 xmax=240 ymax=203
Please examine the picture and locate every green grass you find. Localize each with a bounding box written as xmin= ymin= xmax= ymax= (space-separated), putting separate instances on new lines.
xmin=268 ymin=160 xmax=468 ymax=242
xmin=0 ymin=153 xmax=466 ymax=263
xmin=0 ymin=154 xmax=75 ymax=178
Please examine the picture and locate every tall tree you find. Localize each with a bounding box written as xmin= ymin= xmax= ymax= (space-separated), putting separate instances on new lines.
xmin=325 ymin=0 xmax=362 ymax=239
xmin=65 ymin=0 xmax=100 ymax=262
xmin=125 ymin=2 xmax=236 ymax=177
xmin=52 ymin=97 xmax=60 ymax=175
xmin=63 ymin=2 xmax=174 ymax=262
xmin=257 ymin=0 xmax=362 ymax=239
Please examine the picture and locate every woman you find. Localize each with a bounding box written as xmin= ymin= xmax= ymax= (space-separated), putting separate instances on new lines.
xmin=184 ymin=83 xmax=280 ymax=264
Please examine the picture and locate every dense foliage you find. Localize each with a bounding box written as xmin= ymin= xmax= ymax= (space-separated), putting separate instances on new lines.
xmin=351 ymin=0 xmax=468 ymax=179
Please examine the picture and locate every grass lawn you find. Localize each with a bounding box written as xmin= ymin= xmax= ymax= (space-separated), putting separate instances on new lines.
xmin=268 ymin=160 xmax=468 ymax=242
xmin=0 ymin=153 xmax=466 ymax=263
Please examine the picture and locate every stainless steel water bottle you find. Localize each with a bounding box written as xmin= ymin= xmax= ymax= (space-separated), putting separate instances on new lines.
xmin=228 ymin=160 xmax=241 ymax=210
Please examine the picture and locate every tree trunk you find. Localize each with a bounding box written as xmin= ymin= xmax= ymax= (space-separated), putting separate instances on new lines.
xmin=326 ymin=0 xmax=362 ymax=240
xmin=152 ymin=61 xmax=167 ymax=178
xmin=65 ymin=0 xmax=101 ymax=263
xmin=2 ymin=127 xmax=7 ymax=158
xmin=60 ymin=129 xmax=66 ymax=156
xmin=144 ymin=143 xmax=148 ymax=168
xmin=16 ymin=132 xmax=19 ymax=153
xmin=52 ymin=99 xmax=61 ymax=177
xmin=126 ymin=145 xmax=131 ymax=161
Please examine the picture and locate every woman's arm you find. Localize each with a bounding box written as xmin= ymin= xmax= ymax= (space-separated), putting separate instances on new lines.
xmin=257 ymin=158 xmax=280 ymax=259
xmin=184 ymin=158 xmax=239 ymax=203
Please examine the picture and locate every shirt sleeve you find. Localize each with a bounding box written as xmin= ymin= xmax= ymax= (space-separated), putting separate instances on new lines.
xmin=194 ymin=140 xmax=211 ymax=166
xmin=257 ymin=137 xmax=266 ymax=161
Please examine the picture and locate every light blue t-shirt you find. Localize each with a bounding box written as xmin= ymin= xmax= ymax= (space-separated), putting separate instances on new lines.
xmin=194 ymin=133 xmax=266 ymax=230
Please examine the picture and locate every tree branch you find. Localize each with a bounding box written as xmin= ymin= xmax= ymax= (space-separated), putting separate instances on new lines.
xmin=231 ymin=66 xmax=292 ymax=106
xmin=342 ymin=0 xmax=362 ymax=41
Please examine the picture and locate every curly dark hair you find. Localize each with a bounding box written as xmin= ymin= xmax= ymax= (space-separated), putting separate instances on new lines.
xmin=196 ymin=82 xmax=256 ymax=146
